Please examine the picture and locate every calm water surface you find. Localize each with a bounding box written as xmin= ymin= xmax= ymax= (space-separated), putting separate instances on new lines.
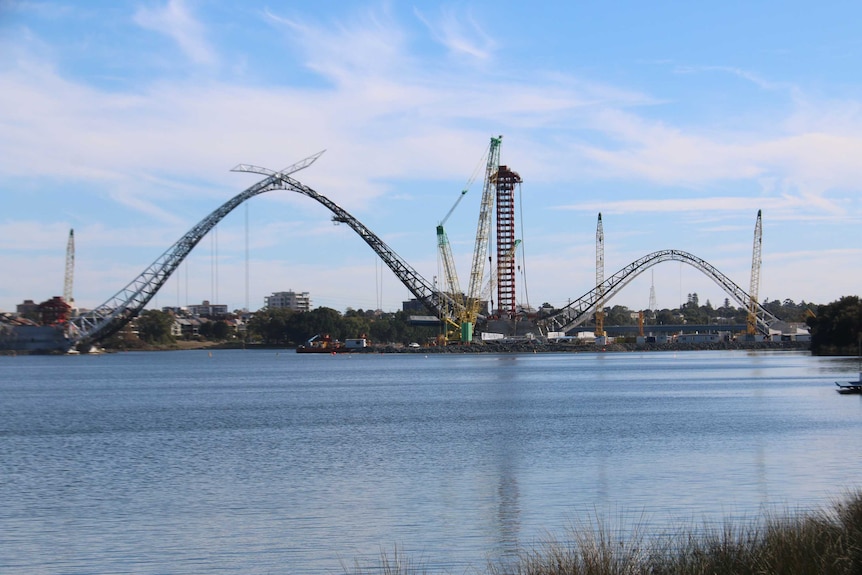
xmin=2 ymin=349 xmax=862 ymax=574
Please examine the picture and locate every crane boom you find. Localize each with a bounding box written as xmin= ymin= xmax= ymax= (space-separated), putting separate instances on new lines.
xmin=437 ymin=189 xmax=467 ymax=304
xmin=747 ymin=209 xmax=763 ymax=336
xmin=595 ymin=213 xmax=605 ymax=337
xmin=64 ymin=229 xmax=75 ymax=307
xmin=461 ymin=135 xmax=502 ymax=334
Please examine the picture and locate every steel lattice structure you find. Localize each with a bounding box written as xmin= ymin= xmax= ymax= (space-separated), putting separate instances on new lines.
xmin=539 ymin=249 xmax=780 ymax=335
xmin=494 ymin=165 xmax=520 ymax=318
xmin=230 ymin=167 xmax=463 ymax=327
xmin=68 ymin=152 xmax=326 ymax=348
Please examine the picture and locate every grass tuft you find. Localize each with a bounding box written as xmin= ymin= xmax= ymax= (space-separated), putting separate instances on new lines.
xmin=343 ymin=490 xmax=862 ymax=575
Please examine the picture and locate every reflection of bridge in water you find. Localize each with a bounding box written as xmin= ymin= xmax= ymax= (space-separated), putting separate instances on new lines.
xmin=65 ymin=153 xmax=780 ymax=351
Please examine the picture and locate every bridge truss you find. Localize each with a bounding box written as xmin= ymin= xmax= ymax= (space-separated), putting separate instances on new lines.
xmin=538 ymin=249 xmax=780 ymax=335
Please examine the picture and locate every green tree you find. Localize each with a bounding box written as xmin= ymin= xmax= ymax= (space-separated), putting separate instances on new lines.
xmin=212 ymin=320 xmax=231 ymax=340
xmin=136 ymin=310 xmax=176 ymax=345
xmin=247 ymin=308 xmax=293 ymax=345
xmin=808 ymin=296 xmax=862 ymax=355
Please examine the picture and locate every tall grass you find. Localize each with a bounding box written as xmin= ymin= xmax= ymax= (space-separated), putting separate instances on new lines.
xmin=344 ymin=490 xmax=862 ymax=575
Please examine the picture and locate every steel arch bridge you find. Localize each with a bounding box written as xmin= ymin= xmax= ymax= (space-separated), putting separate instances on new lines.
xmin=68 ymin=155 xmax=777 ymax=349
xmin=538 ymin=249 xmax=780 ymax=335
xmin=68 ymin=153 xmax=462 ymax=349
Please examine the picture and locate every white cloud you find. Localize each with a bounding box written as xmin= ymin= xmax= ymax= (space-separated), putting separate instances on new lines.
xmin=133 ymin=0 xmax=216 ymax=66
xmin=2 ymin=3 xmax=862 ymax=312
xmin=414 ymin=6 xmax=496 ymax=61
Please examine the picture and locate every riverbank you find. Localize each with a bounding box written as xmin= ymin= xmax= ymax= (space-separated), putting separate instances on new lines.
xmin=367 ymin=339 xmax=811 ymax=354
xmin=135 ymin=339 xmax=813 ymax=355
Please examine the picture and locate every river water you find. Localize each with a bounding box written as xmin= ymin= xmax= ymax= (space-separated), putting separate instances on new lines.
xmin=2 ymin=349 xmax=861 ymax=574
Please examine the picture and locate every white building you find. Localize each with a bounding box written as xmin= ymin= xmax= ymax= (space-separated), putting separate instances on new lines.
xmin=187 ymin=300 xmax=229 ymax=317
xmin=265 ymin=290 xmax=311 ymax=312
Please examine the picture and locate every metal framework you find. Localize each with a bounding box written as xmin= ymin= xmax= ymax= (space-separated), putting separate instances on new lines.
xmin=747 ymin=210 xmax=763 ymax=335
xmin=64 ymin=229 xmax=75 ymax=306
xmin=539 ymin=249 xmax=780 ymax=335
xmin=234 ymin=167 xmax=462 ymax=327
xmin=67 ymin=151 xmax=325 ymax=348
xmin=595 ymin=213 xmax=604 ymax=337
xmin=494 ymin=165 xmax=521 ymax=318
xmin=437 ymin=190 xmax=467 ymax=330
xmin=463 ymin=136 xmax=502 ymax=326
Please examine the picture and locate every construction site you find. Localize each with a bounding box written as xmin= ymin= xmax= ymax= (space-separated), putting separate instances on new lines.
xmin=0 ymin=137 xmax=787 ymax=354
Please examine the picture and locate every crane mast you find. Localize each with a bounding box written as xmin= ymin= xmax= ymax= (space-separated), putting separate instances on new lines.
xmin=595 ymin=213 xmax=605 ymax=338
xmin=64 ymin=229 xmax=75 ymax=308
xmin=747 ymin=209 xmax=763 ymax=336
xmin=461 ymin=135 xmax=502 ymax=341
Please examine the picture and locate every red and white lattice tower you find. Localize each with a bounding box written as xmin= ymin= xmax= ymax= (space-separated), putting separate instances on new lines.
xmin=494 ymin=165 xmax=521 ymax=318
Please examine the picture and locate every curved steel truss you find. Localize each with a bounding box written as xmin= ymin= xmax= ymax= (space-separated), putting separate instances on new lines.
xmin=232 ymin=165 xmax=463 ymax=325
xmin=68 ymin=152 xmax=326 ymax=348
xmin=539 ymin=249 xmax=780 ymax=335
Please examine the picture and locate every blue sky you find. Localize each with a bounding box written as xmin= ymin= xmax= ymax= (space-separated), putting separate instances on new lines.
xmin=2 ymin=1 xmax=860 ymax=314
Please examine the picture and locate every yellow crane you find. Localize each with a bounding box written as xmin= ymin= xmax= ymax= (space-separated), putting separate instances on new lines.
xmin=436 ymin=189 xmax=468 ymax=334
xmin=747 ymin=209 xmax=763 ymax=336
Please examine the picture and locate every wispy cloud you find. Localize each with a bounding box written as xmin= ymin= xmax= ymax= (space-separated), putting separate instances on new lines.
xmin=133 ymin=0 xmax=216 ymax=66
xmin=414 ymin=6 xmax=496 ymax=61
xmin=674 ymin=64 xmax=783 ymax=91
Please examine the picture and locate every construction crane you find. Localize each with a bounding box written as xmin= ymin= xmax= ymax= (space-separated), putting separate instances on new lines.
xmin=460 ymin=135 xmax=502 ymax=342
xmin=64 ymin=229 xmax=75 ymax=309
xmin=595 ymin=213 xmax=605 ymax=338
xmin=436 ymin=149 xmax=488 ymax=334
xmin=436 ymin=190 xmax=467 ymax=335
xmin=747 ymin=209 xmax=763 ymax=336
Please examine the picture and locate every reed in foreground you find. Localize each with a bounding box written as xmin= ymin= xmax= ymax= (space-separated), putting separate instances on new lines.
xmin=344 ymin=490 xmax=862 ymax=575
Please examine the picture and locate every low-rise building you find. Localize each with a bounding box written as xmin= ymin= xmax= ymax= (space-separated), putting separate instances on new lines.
xmin=187 ymin=300 xmax=228 ymax=317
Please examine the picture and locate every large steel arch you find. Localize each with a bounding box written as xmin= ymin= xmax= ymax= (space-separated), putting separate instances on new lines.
xmin=232 ymin=166 xmax=463 ymax=325
xmin=539 ymin=249 xmax=780 ymax=335
xmin=68 ymin=153 xmax=327 ymax=348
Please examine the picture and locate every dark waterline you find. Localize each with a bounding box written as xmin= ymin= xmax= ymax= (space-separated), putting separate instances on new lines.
xmin=1 ymin=349 xmax=861 ymax=574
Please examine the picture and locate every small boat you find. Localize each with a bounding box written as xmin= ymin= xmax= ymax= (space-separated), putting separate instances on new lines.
xmin=836 ymin=381 xmax=862 ymax=394
xmin=296 ymin=334 xmax=345 ymax=353
xmin=836 ymin=341 xmax=862 ymax=394
xmin=295 ymin=334 xmax=369 ymax=354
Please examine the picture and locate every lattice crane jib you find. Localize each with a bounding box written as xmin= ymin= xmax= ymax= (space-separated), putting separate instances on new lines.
xmin=437 ymin=189 xmax=467 ymax=310
xmin=747 ymin=210 xmax=763 ymax=336
xmin=463 ymin=136 xmax=502 ymax=328
xmin=64 ymin=229 xmax=75 ymax=307
xmin=595 ymin=213 xmax=605 ymax=337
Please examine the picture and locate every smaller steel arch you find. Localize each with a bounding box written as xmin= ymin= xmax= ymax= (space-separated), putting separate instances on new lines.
xmin=539 ymin=249 xmax=780 ymax=335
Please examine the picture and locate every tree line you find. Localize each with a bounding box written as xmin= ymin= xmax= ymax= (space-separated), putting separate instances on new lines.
xmin=106 ymin=294 xmax=860 ymax=355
